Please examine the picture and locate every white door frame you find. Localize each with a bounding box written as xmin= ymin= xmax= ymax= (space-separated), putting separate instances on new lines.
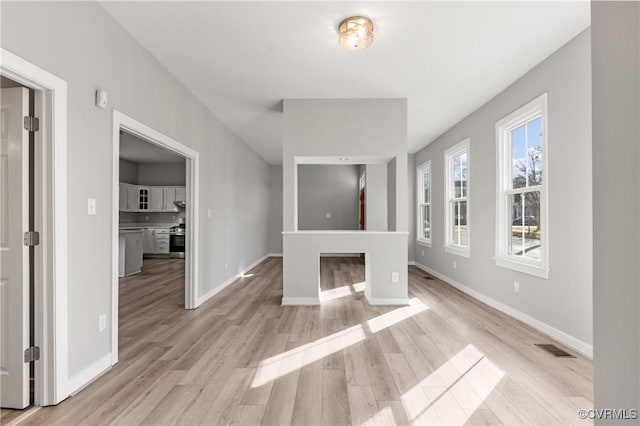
xmin=111 ymin=110 xmax=199 ymax=365
xmin=0 ymin=48 xmax=68 ymax=405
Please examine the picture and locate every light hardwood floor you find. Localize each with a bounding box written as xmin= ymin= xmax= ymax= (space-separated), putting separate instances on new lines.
xmin=4 ymin=257 xmax=593 ymax=425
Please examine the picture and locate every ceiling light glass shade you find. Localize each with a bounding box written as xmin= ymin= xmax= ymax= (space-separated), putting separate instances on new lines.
xmin=339 ymin=16 xmax=374 ymax=51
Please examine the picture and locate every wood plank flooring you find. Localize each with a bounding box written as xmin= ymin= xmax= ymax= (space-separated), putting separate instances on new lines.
xmin=4 ymin=256 xmax=593 ymax=425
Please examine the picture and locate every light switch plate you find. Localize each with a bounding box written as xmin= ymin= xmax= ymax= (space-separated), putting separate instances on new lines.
xmin=88 ymin=198 xmax=96 ymax=215
xmin=391 ymin=272 xmax=399 ymax=282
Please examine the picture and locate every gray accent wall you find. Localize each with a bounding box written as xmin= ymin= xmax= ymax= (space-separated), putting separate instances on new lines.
xmin=407 ymin=154 xmax=416 ymax=263
xmin=1 ymin=2 xmax=270 ymax=381
xmin=413 ymin=29 xmax=593 ymax=351
xmin=297 ymin=165 xmax=359 ymax=230
xmin=138 ymin=162 xmax=186 ymax=186
xmin=119 ymin=159 xmax=138 ymax=184
xmin=592 ymin=2 xmax=640 ymax=421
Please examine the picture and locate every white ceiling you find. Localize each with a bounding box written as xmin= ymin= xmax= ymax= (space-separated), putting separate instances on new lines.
xmin=120 ymin=131 xmax=185 ymax=163
xmin=101 ymin=1 xmax=590 ymax=165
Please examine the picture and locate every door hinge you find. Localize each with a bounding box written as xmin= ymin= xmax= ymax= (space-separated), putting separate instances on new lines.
xmin=24 ymin=346 xmax=40 ymax=363
xmin=23 ymin=231 xmax=40 ymax=247
xmin=23 ymin=116 xmax=39 ymax=132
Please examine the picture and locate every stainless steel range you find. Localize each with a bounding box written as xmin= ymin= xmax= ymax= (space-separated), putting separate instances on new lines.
xmin=169 ymin=223 xmax=185 ymax=258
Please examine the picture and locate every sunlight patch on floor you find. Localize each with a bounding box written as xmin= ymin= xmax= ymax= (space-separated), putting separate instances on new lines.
xmin=320 ymin=281 xmax=365 ymax=302
xmin=251 ymin=324 xmax=366 ymax=388
xmin=366 ymin=298 xmax=428 ymax=333
xmin=397 ymin=344 xmax=504 ymax=425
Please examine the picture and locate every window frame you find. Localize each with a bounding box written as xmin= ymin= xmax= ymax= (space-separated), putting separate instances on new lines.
xmin=444 ymin=138 xmax=470 ymax=258
xmin=416 ymin=160 xmax=432 ymax=247
xmin=495 ymin=93 xmax=549 ymax=278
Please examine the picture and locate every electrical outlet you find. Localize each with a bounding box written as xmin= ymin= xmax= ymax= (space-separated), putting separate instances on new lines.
xmin=207 ymin=209 xmax=212 ymax=219
xmin=98 ymin=314 xmax=106 ymax=332
xmin=325 ymin=212 xmax=332 ymax=219
xmin=514 ymin=281 xmax=520 ymax=292
xmin=391 ymin=272 xmax=399 ymax=283
xmin=453 ymin=261 xmax=457 ymax=270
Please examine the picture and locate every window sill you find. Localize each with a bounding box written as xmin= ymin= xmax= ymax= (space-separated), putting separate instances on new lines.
xmin=444 ymin=245 xmax=470 ymax=258
xmin=417 ymin=240 xmax=432 ymax=248
xmin=495 ymin=256 xmax=549 ymax=279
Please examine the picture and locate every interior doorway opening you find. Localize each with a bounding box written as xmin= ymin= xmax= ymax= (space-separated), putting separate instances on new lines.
xmin=319 ymin=254 xmax=366 ymax=304
xmin=111 ymin=111 xmax=199 ymax=365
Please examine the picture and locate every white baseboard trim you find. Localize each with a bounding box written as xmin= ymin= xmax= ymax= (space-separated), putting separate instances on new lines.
xmin=365 ymin=294 xmax=410 ymax=306
xmin=319 ymin=253 xmax=361 ymax=257
xmin=267 ymin=253 xmax=283 ymax=257
xmin=408 ymin=260 xmax=416 ymax=266
xmin=412 ymin=261 xmax=593 ymax=359
xmin=67 ymin=353 xmax=112 ymax=396
xmin=282 ymin=297 xmax=321 ymax=305
xmin=196 ymin=254 xmax=270 ymax=307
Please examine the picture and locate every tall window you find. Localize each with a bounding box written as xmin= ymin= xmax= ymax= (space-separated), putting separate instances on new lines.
xmin=495 ymin=93 xmax=548 ymax=278
xmin=417 ymin=160 xmax=431 ymax=246
xmin=444 ymin=139 xmax=470 ymax=257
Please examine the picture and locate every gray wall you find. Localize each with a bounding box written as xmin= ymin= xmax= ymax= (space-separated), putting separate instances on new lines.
xmin=298 ymin=164 xmax=359 ymax=231
xmin=119 ymin=159 xmax=138 ymax=184
xmin=407 ymin=154 xmax=416 ymax=262
xmin=267 ymin=165 xmax=283 ymax=254
xmin=365 ymin=164 xmax=388 ymax=231
xmin=592 ymin=2 xmax=640 ymax=420
xmin=414 ymin=30 xmax=593 ymax=351
xmin=386 ymin=158 xmax=396 ymax=232
xmin=1 ymin=2 xmax=270 ymax=381
xmin=138 ymin=162 xmax=185 ymax=186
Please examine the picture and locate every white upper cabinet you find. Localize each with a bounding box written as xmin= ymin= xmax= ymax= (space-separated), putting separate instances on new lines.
xmin=148 ymin=187 xmax=164 ymax=211
xmin=163 ymin=187 xmax=177 ymax=211
xmin=119 ymin=184 xmax=185 ymax=212
xmin=119 ymin=183 xmax=141 ymax=211
xmin=176 ymin=187 xmax=186 ymax=202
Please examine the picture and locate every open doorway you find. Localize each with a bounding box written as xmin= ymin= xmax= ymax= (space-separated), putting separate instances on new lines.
xmin=111 ymin=111 xmax=199 ymax=365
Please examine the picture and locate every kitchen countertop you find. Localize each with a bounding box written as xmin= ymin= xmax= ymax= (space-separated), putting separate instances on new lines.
xmin=119 ymin=229 xmax=144 ymax=234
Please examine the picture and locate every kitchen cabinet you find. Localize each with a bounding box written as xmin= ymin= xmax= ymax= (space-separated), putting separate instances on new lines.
xmin=162 ymin=187 xmax=177 ymax=212
xmin=154 ymin=228 xmax=170 ymax=254
xmin=119 ymin=184 xmax=186 ymax=212
xmin=176 ymin=187 xmax=186 ymax=203
xmin=142 ymin=229 xmax=156 ymax=254
xmin=119 ymin=183 xmax=140 ymax=212
xmin=148 ymin=187 xmax=164 ymax=211
xmin=118 ymin=230 xmax=143 ymax=277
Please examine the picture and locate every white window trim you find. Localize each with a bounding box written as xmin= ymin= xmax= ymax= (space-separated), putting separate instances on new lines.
xmin=495 ymin=93 xmax=549 ymax=279
xmin=416 ymin=160 xmax=432 ymax=247
xmin=444 ymin=138 xmax=470 ymax=258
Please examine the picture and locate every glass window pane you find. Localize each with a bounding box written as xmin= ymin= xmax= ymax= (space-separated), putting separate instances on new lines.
xmin=511 ymin=124 xmax=526 ymax=189
xmin=526 ymin=117 xmax=543 ymax=186
xmin=421 ymin=204 xmax=430 ymax=240
xmin=509 ymin=191 xmax=540 ymax=260
xmin=424 ymin=168 xmax=430 ymax=203
xmin=453 ymin=152 xmax=467 ymax=198
xmin=451 ymin=200 xmax=468 ymax=247
xmin=459 ymin=152 xmax=467 ymax=197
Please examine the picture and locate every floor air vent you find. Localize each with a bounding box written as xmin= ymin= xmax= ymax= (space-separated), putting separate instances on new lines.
xmin=535 ymin=343 xmax=576 ymax=358
xmin=423 ymin=276 xmax=434 ymax=280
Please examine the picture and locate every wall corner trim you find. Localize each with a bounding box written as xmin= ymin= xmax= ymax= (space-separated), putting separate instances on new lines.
xmin=67 ymin=353 xmax=112 ymax=396
xmin=411 ymin=262 xmax=593 ymax=359
xmin=196 ymin=255 xmax=271 ymax=307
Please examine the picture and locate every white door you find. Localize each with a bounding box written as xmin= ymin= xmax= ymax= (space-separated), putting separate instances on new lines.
xmin=0 ymin=87 xmax=30 ymax=409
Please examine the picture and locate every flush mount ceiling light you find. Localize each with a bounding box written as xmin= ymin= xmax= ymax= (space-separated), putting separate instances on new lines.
xmin=338 ymin=16 xmax=374 ymax=51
